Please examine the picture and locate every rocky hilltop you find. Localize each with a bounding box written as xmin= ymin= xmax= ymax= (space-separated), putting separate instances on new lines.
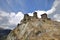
xmin=7 ymin=12 xmax=60 ymax=40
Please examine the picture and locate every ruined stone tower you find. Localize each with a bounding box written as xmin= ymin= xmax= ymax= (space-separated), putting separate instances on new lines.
xmin=41 ymin=13 xmax=47 ymax=19
xmin=22 ymin=14 xmax=30 ymax=23
xmin=22 ymin=12 xmax=38 ymax=22
xmin=41 ymin=13 xmax=51 ymax=21
xmin=33 ymin=12 xmax=38 ymax=19
xmin=24 ymin=14 xmax=29 ymax=21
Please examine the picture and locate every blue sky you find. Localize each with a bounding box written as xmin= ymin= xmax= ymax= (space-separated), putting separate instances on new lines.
xmin=0 ymin=0 xmax=54 ymax=13
xmin=0 ymin=0 xmax=60 ymax=30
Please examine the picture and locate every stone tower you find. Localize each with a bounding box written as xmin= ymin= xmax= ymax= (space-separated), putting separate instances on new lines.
xmin=23 ymin=14 xmax=30 ymax=22
xmin=41 ymin=13 xmax=47 ymax=19
xmin=33 ymin=12 xmax=38 ymax=18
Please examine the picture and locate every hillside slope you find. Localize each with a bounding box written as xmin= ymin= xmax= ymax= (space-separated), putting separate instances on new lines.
xmin=7 ymin=12 xmax=60 ymax=40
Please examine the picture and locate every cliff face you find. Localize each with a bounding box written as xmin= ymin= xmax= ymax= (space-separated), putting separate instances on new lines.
xmin=7 ymin=12 xmax=60 ymax=40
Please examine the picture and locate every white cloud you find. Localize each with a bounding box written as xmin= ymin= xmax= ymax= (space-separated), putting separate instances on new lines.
xmin=28 ymin=12 xmax=33 ymax=16
xmin=46 ymin=0 xmax=60 ymax=15
xmin=9 ymin=12 xmax=24 ymax=25
xmin=46 ymin=7 xmax=56 ymax=15
xmin=0 ymin=17 xmax=2 ymax=20
xmin=0 ymin=11 xmax=24 ymax=30
xmin=0 ymin=11 xmax=9 ymax=17
xmin=53 ymin=14 xmax=60 ymax=22
xmin=51 ymin=0 xmax=60 ymax=21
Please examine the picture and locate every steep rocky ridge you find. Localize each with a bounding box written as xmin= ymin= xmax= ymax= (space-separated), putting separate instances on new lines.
xmin=6 ymin=12 xmax=60 ymax=40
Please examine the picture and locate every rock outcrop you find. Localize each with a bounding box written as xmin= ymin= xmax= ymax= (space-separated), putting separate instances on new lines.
xmin=6 ymin=12 xmax=60 ymax=40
